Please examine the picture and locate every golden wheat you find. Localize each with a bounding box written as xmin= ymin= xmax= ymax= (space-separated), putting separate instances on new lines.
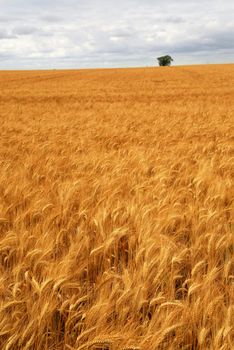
xmin=0 ymin=65 xmax=233 ymax=349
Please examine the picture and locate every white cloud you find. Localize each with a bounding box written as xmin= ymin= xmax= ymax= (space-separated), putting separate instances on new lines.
xmin=0 ymin=0 xmax=233 ymax=68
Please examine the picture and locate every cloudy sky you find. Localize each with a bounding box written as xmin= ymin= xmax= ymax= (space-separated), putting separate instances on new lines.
xmin=0 ymin=0 xmax=234 ymax=69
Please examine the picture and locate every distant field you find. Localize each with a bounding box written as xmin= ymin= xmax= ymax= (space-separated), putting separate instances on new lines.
xmin=0 ymin=65 xmax=233 ymax=349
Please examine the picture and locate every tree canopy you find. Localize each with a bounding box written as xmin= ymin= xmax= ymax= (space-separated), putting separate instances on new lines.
xmin=157 ymin=55 xmax=174 ymax=66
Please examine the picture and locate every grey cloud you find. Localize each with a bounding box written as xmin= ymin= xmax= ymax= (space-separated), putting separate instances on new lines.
xmin=40 ymin=15 xmax=63 ymax=23
xmin=11 ymin=25 xmax=55 ymax=38
xmin=167 ymin=28 xmax=234 ymax=54
xmin=0 ymin=15 xmax=16 ymax=23
xmin=109 ymin=28 xmax=137 ymax=39
xmin=0 ymin=29 xmax=16 ymax=39
xmin=12 ymin=26 xmax=39 ymax=35
xmin=164 ymin=16 xmax=185 ymax=24
xmin=0 ymin=0 xmax=233 ymax=69
xmin=0 ymin=52 xmax=14 ymax=59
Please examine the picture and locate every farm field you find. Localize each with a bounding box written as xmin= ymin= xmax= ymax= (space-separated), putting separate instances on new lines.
xmin=0 ymin=64 xmax=233 ymax=349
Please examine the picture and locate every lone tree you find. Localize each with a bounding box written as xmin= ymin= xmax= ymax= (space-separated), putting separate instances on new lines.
xmin=157 ymin=55 xmax=173 ymax=66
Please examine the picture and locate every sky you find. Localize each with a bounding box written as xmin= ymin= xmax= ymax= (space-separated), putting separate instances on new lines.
xmin=0 ymin=0 xmax=234 ymax=69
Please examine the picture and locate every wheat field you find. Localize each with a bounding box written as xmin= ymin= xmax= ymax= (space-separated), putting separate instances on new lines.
xmin=0 ymin=64 xmax=233 ymax=349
